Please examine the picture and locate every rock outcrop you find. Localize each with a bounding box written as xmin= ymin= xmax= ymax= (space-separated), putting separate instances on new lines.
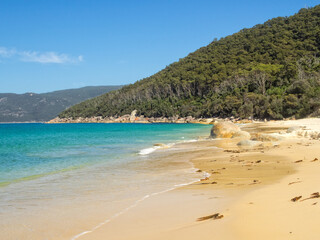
xmin=47 ymin=116 xmax=253 ymax=125
xmin=130 ymin=110 xmax=137 ymax=122
xmin=210 ymin=122 xmax=241 ymax=138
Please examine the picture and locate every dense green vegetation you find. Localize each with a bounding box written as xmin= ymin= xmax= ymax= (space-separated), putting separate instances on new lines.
xmin=60 ymin=5 xmax=320 ymax=120
xmin=0 ymin=86 xmax=121 ymax=122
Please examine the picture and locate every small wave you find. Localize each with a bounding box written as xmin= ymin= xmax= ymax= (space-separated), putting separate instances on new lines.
xmin=183 ymin=139 xmax=198 ymax=143
xmin=138 ymin=146 xmax=161 ymax=155
xmin=138 ymin=143 xmax=176 ymax=155
xmin=138 ymin=138 xmax=203 ymax=156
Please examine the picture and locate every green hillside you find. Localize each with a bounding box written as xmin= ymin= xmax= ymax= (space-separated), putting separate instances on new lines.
xmin=0 ymin=86 xmax=122 ymax=122
xmin=60 ymin=5 xmax=320 ymax=120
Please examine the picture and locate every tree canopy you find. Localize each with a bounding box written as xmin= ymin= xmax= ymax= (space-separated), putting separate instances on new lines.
xmin=60 ymin=5 xmax=320 ymax=120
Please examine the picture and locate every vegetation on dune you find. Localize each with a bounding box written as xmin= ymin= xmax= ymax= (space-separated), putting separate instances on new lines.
xmin=60 ymin=5 xmax=320 ymax=120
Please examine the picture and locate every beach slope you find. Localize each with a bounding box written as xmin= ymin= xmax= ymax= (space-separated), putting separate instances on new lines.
xmin=78 ymin=118 xmax=320 ymax=240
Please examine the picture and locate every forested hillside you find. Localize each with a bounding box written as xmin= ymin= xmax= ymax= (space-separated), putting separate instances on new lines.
xmin=0 ymin=86 xmax=122 ymax=122
xmin=60 ymin=5 xmax=320 ymax=120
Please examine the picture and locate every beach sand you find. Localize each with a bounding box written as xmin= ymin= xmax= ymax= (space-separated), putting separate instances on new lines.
xmin=75 ymin=118 xmax=320 ymax=240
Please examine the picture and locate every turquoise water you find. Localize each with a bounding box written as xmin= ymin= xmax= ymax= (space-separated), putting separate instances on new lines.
xmin=0 ymin=123 xmax=210 ymax=186
xmin=0 ymin=123 xmax=212 ymax=239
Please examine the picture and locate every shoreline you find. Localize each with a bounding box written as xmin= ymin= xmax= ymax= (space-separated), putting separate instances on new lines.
xmin=2 ymin=119 xmax=320 ymax=240
xmin=0 ymin=123 xmax=213 ymax=240
xmin=70 ymin=127 xmax=215 ymax=240
xmin=77 ymin=118 xmax=320 ymax=240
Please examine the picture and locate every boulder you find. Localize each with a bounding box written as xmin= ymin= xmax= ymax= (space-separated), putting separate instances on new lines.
xmin=232 ymin=130 xmax=251 ymax=139
xmin=254 ymin=133 xmax=283 ymax=142
xmin=153 ymin=143 xmax=169 ymax=148
xmin=130 ymin=110 xmax=137 ymax=122
xmin=210 ymin=121 xmax=241 ymax=138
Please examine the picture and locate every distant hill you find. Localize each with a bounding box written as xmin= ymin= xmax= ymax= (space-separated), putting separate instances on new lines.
xmin=60 ymin=5 xmax=320 ymax=120
xmin=0 ymin=86 xmax=122 ymax=122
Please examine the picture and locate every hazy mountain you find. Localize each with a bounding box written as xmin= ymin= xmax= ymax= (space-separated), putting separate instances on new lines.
xmin=0 ymin=86 xmax=122 ymax=122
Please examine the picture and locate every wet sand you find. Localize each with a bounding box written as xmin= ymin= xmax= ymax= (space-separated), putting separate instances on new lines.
xmin=78 ymin=118 xmax=320 ymax=240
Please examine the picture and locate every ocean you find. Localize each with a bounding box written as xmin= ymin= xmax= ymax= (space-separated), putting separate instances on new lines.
xmin=0 ymin=123 xmax=211 ymax=240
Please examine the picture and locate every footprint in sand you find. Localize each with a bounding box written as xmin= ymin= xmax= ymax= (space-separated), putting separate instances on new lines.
xmin=291 ymin=193 xmax=320 ymax=202
xmin=291 ymin=196 xmax=302 ymax=202
xmin=288 ymin=181 xmax=302 ymax=185
xmin=294 ymin=160 xmax=303 ymax=163
xmin=197 ymin=213 xmax=224 ymax=221
xmin=301 ymin=192 xmax=320 ymax=201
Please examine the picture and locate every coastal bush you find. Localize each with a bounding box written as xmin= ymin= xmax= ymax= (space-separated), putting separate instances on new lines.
xmin=60 ymin=5 xmax=320 ymax=120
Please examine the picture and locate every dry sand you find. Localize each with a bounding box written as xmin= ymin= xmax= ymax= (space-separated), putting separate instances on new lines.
xmin=79 ymin=118 xmax=320 ymax=240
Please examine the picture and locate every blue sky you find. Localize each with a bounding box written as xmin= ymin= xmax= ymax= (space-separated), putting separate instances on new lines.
xmin=0 ymin=0 xmax=319 ymax=93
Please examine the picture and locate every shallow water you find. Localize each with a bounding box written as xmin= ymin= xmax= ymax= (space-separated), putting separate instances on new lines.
xmin=0 ymin=123 xmax=211 ymax=239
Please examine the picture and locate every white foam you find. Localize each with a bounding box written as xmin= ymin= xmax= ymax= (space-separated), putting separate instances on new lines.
xmin=138 ymin=146 xmax=160 ymax=155
xmin=139 ymin=139 xmax=199 ymax=155
xmin=138 ymin=142 xmax=177 ymax=155
xmin=183 ymin=139 xmax=198 ymax=143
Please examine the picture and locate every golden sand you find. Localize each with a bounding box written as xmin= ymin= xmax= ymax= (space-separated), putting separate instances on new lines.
xmin=76 ymin=119 xmax=320 ymax=240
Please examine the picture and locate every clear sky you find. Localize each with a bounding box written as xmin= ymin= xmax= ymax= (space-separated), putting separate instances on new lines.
xmin=0 ymin=0 xmax=319 ymax=93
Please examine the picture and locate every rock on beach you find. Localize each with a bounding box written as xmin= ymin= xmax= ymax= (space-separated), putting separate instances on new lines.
xmin=210 ymin=121 xmax=241 ymax=138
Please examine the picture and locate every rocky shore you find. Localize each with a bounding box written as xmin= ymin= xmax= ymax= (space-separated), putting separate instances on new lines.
xmin=47 ymin=110 xmax=254 ymax=124
xmin=47 ymin=116 xmax=216 ymax=124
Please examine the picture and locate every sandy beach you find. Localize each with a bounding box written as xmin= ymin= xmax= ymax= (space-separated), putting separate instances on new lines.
xmin=75 ymin=118 xmax=320 ymax=240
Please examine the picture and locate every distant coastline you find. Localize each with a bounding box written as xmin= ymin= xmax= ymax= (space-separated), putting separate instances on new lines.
xmin=0 ymin=121 xmax=43 ymax=124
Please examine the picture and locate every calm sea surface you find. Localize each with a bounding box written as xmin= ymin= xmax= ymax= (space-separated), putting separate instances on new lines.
xmin=0 ymin=123 xmax=211 ymax=239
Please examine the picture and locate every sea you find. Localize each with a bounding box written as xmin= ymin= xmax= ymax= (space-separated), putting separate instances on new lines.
xmin=0 ymin=123 xmax=212 ymax=240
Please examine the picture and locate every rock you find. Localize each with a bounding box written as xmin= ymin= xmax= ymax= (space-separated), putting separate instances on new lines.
xmin=232 ymin=130 xmax=251 ymax=139
xmin=287 ymin=126 xmax=302 ymax=133
xmin=237 ymin=140 xmax=261 ymax=147
xmin=130 ymin=110 xmax=137 ymax=122
xmin=210 ymin=121 xmax=241 ymax=138
xmin=253 ymin=133 xmax=283 ymax=142
xmin=153 ymin=143 xmax=166 ymax=147
xmin=176 ymin=118 xmax=186 ymax=123
xmin=201 ymin=177 xmax=209 ymax=181
xmin=224 ymin=149 xmax=241 ymax=153
xmin=309 ymin=131 xmax=320 ymax=139
xmin=260 ymin=142 xmax=274 ymax=148
xmin=186 ymin=116 xmax=195 ymax=123
xmin=153 ymin=143 xmax=169 ymax=148
xmin=196 ymin=118 xmax=214 ymax=124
